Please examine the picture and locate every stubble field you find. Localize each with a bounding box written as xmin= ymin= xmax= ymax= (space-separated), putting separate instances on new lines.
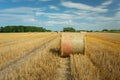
xmin=0 ymin=32 xmax=119 ymax=80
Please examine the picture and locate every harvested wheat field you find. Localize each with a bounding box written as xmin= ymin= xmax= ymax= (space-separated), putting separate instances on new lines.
xmin=0 ymin=32 xmax=120 ymax=80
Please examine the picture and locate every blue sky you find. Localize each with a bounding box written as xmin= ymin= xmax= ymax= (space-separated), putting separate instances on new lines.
xmin=0 ymin=0 xmax=120 ymax=31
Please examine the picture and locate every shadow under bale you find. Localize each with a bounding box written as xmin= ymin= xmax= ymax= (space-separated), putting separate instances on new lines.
xmin=49 ymin=48 xmax=61 ymax=56
xmin=49 ymin=48 xmax=70 ymax=58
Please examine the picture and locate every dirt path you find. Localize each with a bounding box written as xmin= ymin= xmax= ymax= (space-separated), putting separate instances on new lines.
xmin=54 ymin=57 xmax=71 ymax=80
xmin=0 ymin=36 xmax=58 ymax=80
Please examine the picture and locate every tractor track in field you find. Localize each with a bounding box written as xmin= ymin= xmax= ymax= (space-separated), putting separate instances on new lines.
xmin=0 ymin=36 xmax=58 ymax=80
xmin=54 ymin=57 xmax=71 ymax=80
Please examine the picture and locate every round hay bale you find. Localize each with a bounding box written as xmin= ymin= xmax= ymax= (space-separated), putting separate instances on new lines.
xmin=61 ymin=33 xmax=85 ymax=56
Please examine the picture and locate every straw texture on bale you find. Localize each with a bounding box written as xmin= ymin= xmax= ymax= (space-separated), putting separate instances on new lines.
xmin=61 ymin=33 xmax=84 ymax=56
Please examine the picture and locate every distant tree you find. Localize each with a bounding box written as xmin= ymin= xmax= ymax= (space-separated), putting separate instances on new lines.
xmin=0 ymin=27 xmax=4 ymax=32
xmin=102 ymin=29 xmax=108 ymax=32
xmin=101 ymin=29 xmax=120 ymax=33
xmin=63 ymin=27 xmax=76 ymax=32
xmin=0 ymin=26 xmax=51 ymax=32
xmin=88 ymin=30 xmax=93 ymax=32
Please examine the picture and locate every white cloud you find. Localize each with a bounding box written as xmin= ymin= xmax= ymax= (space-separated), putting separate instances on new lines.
xmin=0 ymin=7 xmax=40 ymax=23
xmin=23 ymin=18 xmax=37 ymax=22
xmin=0 ymin=7 xmax=42 ymax=14
xmin=34 ymin=9 xmax=118 ymax=23
xmin=29 ymin=18 xmax=36 ymax=22
xmin=61 ymin=1 xmax=108 ymax=13
xmin=40 ymin=20 xmax=79 ymax=27
xmin=98 ymin=0 xmax=113 ymax=8
xmin=49 ymin=5 xmax=59 ymax=10
xmin=47 ymin=13 xmax=76 ymax=19
xmin=113 ymin=11 xmax=120 ymax=21
xmin=60 ymin=0 xmax=118 ymax=24
xmin=35 ymin=12 xmax=45 ymax=16
xmin=101 ymin=0 xmax=113 ymax=6
xmin=0 ymin=13 xmax=35 ymax=23
xmin=35 ymin=11 xmax=78 ymax=20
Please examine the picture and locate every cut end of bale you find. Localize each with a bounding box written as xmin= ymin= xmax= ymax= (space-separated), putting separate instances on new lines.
xmin=61 ymin=33 xmax=85 ymax=56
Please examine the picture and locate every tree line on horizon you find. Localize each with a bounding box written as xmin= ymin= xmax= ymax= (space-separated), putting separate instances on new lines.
xmin=63 ymin=27 xmax=120 ymax=33
xmin=0 ymin=26 xmax=51 ymax=32
xmin=0 ymin=26 xmax=120 ymax=33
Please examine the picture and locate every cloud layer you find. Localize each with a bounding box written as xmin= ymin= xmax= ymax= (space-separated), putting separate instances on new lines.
xmin=0 ymin=0 xmax=120 ymax=31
